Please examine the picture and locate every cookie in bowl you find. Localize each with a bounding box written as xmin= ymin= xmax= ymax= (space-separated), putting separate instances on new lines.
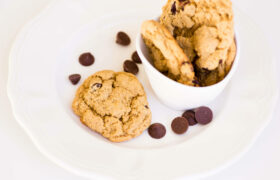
xmin=136 ymin=0 xmax=239 ymax=109
xmin=141 ymin=20 xmax=197 ymax=86
xmin=142 ymin=0 xmax=236 ymax=87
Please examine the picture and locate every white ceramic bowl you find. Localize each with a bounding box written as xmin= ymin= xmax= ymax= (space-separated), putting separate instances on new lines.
xmin=136 ymin=30 xmax=240 ymax=110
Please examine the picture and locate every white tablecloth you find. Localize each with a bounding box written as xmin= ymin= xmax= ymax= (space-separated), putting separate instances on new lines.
xmin=0 ymin=0 xmax=279 ymax=179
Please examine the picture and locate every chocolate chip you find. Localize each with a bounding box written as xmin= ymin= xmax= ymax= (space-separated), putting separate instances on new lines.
xmin=116 ymin=32 xmax=131 ymax=46
xmin=79 ymin=53 xmax=95 ymax=66
xmin=145 ymin=105 xmax=149 ymax=109
xmin=123 ymin=60 xmax=139 ymax=75
xmin=195 ymin=106 xmax=213 ymax=125
xmin=171 ymin=2 xmax=176 ymax=15
xmin=95 ymin=83 xmax=102 ymax=88
xmin=91 ymin=83 xmax=102 ymax=91
xmin=162 ymin=71 xmax=169 ymax=76
xmin=171 ymin=117 xmax=189 ymax=134
xmin=192 ymin=80 xmax=200 ymax=85
xmin=148 ymin=123 xmax=166 ymax=139
xmin=131 ymin=51 xmax=142 ymax=64
xmin=182 ymin=110 xmax=197 ymax=126
xmin=69 ymin=74 xmax=81 ymax=85
xmin=219 ymin=59 xmax=223 ymax=64
xmin=179 ymin=0 xmax=186 ymax=2
xmin=182 ymin=61 xmax=190 ymax=65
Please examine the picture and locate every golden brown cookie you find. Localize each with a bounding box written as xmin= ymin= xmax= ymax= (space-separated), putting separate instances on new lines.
xmin=197 ymin=40 xmax=237 ymax=86
xmin=141 ymin=20 xmax=196 ymax=86
xmin=196 ymin=68 xmax=219 ymax=87
xmin=176 ymin=36 xmax=196 ymax=62
xmin=72 ymin=70 xmax=151 ymax=142
xmin=216 ymin=40 xmax=237 ymax=81
xmin=160 ymin=0 xmax=234 ymax=71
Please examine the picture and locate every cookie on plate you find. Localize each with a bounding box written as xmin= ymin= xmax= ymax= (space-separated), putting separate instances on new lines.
xmin=141 ymin=20 xmax=196 ymax=86
xmin=72 ymin=70 xmax=152 ymax=142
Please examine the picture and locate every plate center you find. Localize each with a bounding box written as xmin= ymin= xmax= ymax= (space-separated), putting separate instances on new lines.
xmin=55 ymin=12 xmax=228 ymax=149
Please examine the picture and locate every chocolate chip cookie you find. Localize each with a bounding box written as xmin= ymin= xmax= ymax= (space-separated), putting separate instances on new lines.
xmin=161 ymin=0 xmax=234 ymax=70
xmin=160 ymin=0 xmax=235 ymax=86
xmin=72 ymin=70 xmax=151 ymax=142
xmin=141 ymin=20 xmax=196 ymax=86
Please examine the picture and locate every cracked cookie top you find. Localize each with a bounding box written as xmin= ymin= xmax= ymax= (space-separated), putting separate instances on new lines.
xmin=141 ymin=20 xmax=196 ymax=86
xmin=72 ymin=70 xmax=151 ymax=142
xmin=160 ymin=0 xmax=234 ymax=71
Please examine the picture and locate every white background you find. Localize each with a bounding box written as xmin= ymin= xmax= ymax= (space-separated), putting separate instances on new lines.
xmin=0 ymin=0 xmax=279 ymax=179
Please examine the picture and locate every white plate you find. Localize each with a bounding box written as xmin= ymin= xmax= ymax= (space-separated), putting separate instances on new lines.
xmin=7 ymin=0 xmax=279 ymax=179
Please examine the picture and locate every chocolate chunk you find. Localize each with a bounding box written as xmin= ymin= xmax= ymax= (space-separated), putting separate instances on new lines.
xmin=171 ymin=2 xmax=176 ymax=15
xmin=182 ymin=110 xmax=197 ymax=126
xmin=162 ymin=71 xmax=169 ymax=76
xmin=195 ymin=106 xmax=213 ymax=125
xmin=116 ymin=32 xmax=131 ymax=46
xmin=192 ymin=80 xmax=200 ymax=85
xmin=148 ymin=123 xmax=166 ymax=139
xmin=79 ymin=53 xmax=95 ymax=66
xmin=219 ymin=59 xmax=223 ymax=64
xmin=123 ymin=60 xmax=139 ymax=75
xmin=69 ymin=74 xmax=81 ymax=85
xmin=131 ymin=51 xmax=142 ymax=64
xmin=145 ymin=105 xmax=149 ymax=109
xmin=91 ymin=83 xmax=102 ymax=91
xmin=182 ymin=61 xmax=190 ymax=65
xmin=171 ymin=117 xmax=189 ymax=134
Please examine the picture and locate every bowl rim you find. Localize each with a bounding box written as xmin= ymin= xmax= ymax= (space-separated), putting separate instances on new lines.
xmin=136 ymin=29 xmax=240 ymax=90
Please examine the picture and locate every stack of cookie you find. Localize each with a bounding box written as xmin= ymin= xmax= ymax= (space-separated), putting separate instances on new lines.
xmin=142 ymin=0 xmax=236 ymax=86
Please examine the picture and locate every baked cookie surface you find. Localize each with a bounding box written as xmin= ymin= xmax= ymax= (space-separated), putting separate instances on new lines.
xmin=141 ymin=20 xmax=196 ymax=86
xmin=160 ymin=0 xmax=235 ymax=86
xmin=72 ymin=70 xmax=151 ymax=142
